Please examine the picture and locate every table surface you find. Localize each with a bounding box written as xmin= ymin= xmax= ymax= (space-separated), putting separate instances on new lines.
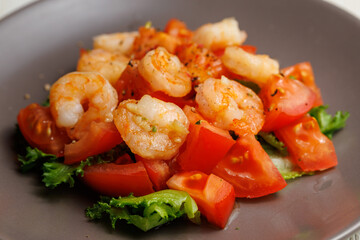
xmin=0 ymin=0 xmax=359 ymax=239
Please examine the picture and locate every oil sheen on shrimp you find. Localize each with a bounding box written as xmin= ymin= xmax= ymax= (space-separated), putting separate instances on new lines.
xmin=138 ymin=47 xmax=192 ymax=97
xmin=114 ymin=95 xmax=189 ymax=160
xmin=195 ymin=76 xmax=264 ymax=135
xmin=222 ymin=46 xmax=279 ymax=86
xmin=93 ymin=31 xmax=138 ymax=56
xmin=50 ymin=72 xmax=118 ymax=130
xmin=77 ymin=49 xmax=129 ymax=86
xmin=192 ymin=17 xmax=247 ymax=51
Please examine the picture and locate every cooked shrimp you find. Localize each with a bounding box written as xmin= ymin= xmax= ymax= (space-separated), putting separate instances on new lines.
xmin=192 ymin=17 xmax=247 ymax=51
xmin=138 ymin=47 xmax=192 ymax=97
xmin=77 ymin=48 xmax=129 ymax=86
xmin=93 ymin=31 xmax=138 ymax=56
xmin=195 ymin=76 xmax=264 ymax=135
xmin=222 ymin=46 xmax=279 ymax=86
xmin=50 ymin=72 xmax=118 ymax=131
xmin=114 ymin=95 xmax=189 ymax=160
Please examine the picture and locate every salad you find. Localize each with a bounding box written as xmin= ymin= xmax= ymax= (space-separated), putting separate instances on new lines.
xmin=16 ymin=18 xmax=349 ymax=231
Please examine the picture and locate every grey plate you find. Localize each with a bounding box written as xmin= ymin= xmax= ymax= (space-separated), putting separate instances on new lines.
xmin=0 ymin=0 xmax=360 ymax=239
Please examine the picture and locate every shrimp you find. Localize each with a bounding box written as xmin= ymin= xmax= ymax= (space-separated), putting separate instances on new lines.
xmin=222 ymin=46 xmax=279 ymax=86
xmin=195 ymin=76 xmax=264 ymax=135
xmin=93 ymin=31 xmax=138 ymax=56
xmin=192 ymin=17 xmax=247 ymax=51
xmin=49 ymin=72 xmax=118 ymax=134
xmin=138 ymin=47 xmax=192 ymax=97
xmin=114 ymin=95 xmax=189 ymax=160
xmin=77 ymin=48 xmax=129 ymax=86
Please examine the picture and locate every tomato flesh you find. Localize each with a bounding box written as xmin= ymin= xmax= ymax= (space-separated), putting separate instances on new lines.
xmin=167 ymin=171 xmax=235 ymax=229
xmin=136 ymin=155 xmax=172 ymax=191
xmin=17 ymin=103 xmax=70 ymax=156
xmin=259 ymin=75 xmax=316 ymax=132
xmin=64 ymin=121 xmax=123 ymax=165
xmin=282 ymin=62 xmax=323 ymax=106
xmin=274 ymin=115 xmax=337 ymax=171
xmin=213 ymin=134 xmax=287 ymax=198
xmin=176 ymin=106 xmax=236 ymax=174
xmin=83 ymin=161 xmax=154 ymax=197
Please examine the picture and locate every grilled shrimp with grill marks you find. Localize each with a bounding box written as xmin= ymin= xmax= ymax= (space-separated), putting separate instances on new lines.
xmin=195 ymin=76 xmax=265 ymax=135
xmin=114 ymin=95 xmax=189 ymax=160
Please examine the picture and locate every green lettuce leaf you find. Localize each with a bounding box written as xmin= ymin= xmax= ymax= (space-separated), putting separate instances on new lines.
xmin=42 ymin=160 xmax=92 ymax=188
xmin=309 ymin=105 xmax=349 ymax=139
xmin=257 ymin=131 xmax=288 ymax=156
xmin=86 ymin=189 xmax=201 ymax=232
xmin=18 ymin=147 xmax=58 ymax=172
xmin=263 ymin=144 xmax=313 ymax=180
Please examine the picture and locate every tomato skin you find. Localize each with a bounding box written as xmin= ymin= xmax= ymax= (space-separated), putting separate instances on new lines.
xmin=136 ymin=155 xmax=172 ymax=191
xmin=274 ymin=116 xmax=338 ymax=171
xmin=176 ymin=106 xmax=236 ymax=174
xmin=64 ymin=122 xmax=123 ymax=165
xmin=167 ymin=171 xmax=235 ymax=229
xmin=213 ymin=134 xmax=287 ymax=198
xmin=281 ymin=62 xmax=323 ymax=106
xmin=259 ymin=75 xmax=316 ymax=132
xmin=83 ymin=162 xmax=154 ymax=197
xmin=17 ymin=103 xmax=70 ymax=156
xmin=133 ymin=27 xmax=179 ymax=59
xmin=164 ymin=18 xmax=193 ymax=43
xmin=176 ymin=43 xmax=225 ymax=85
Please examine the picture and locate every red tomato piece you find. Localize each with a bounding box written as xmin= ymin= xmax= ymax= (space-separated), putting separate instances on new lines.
xmin=282 ymin=62 xmax=323 ymax=106
xmin=17 ymin=103 xmax=70 ymax=156
xmin=64 ymin=121 xmax=123 ymax=165
xmin=259 ymin=74 xmax=316 ymax=132
xmin=164 ymin=18 xmax=193 ymax=43
xmin=83 ymin=161 xmax=154 ymax=197
xmin=167 ymin=171 xmax=235 ymax=229
xmin=274 ymin=115 xmax=338 ymax=171
xmin=136 ymin=155 xmax=172 ymax=191
xmin=176 ymin=43 xmax=225 ymax=85
xmin=133 ymin=27 xmax=179 ymax=59
xmin=176 ymin=106 xmax=236 ymax=174
xmin=213 ymin=134 xmax=287 ymax=198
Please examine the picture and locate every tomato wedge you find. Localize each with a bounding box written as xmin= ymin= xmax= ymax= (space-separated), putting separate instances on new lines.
xmin=64 ymin=121 xmax=123 ymax=165
xmin=259 ymin=74 xmax=316 ymax=132
xmin=274 ymin=115 xmax=337 ymax=171
xmin=282 ymin=62 xmax=323 ymax=106
xmin=17 ymin=103 xmax=70 ymax=156
xmin=176 ymin=106 xmax=236 ymax=174
xmin=164 ymin=18 xmax=193 ymax=43
xmin=213 ymin=134 xmax=287 ymax=198
xmin=136 ymin=155 xmax=172 ymax=191
xmin=83 ymin=161 xmax=154 ymax=197
xmin=167 ymin=171 xmax=235 ymax=229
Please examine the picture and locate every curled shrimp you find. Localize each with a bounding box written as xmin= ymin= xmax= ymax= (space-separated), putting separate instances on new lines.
xmin=77 ymin=48 xmax=129 ymax=86
xmin=138 ymin=47 xmax=192 ymax=97
xmin=50 ymin=72 xmax=118 ymax=132
xmin=114 ymin=95 xmax=189 ymax=160
xmin=195 ymin=76 xmax=264 ymax=135
xmin=192 ymin=17 xmax=247 ymax=51
xmin=222 ymin=46 xmax=279 ymax=86
xmin=93 ymin=31 xmax=138 ymax=56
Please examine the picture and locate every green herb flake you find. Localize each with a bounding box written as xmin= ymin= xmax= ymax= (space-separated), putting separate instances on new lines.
xmin=195 ymin=120 xmax=202 ymax=125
